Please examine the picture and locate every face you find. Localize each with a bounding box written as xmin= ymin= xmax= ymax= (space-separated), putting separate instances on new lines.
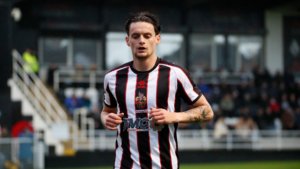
xmin=126 ymin=22 xmax=160 ymax=60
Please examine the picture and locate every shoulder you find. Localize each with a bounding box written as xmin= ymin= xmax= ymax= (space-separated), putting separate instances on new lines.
xmin=158 ymin=59 xmax=190 ymax=76
xmin=104 ymin=61 xmax=132 ymax=77
xmin=103 ymin=61 xmax=132 ymax=84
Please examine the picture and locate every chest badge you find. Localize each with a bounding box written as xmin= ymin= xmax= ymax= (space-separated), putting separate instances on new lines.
xmin=135 ymin=91 xmax=147 ymax=109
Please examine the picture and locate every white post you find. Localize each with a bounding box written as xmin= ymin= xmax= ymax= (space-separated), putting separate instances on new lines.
xmin=34 ymin=131 xmax=45 ymax=169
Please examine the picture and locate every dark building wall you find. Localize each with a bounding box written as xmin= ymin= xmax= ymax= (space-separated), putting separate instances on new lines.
xmin=0 ymin=1 xmax=13 ymax=91
xmin=13 ymin=27 xmax=39 ymax=54
xmin=0 ymin=0 xmax=13 ymax=134
xmin=0 ymin=0 xmax=36 ymax=131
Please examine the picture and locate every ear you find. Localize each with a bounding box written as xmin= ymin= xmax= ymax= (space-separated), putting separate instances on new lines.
xmin=156 ymin=34 xmax=161 ymax=44
xmin=125 ymin=36 xmax=130 ymax=46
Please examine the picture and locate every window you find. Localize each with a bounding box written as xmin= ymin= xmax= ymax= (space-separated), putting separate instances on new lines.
xmin=189 ymin=34 xmax=224 ymax=73
xmin=157 ymin=33 xmax=185 ymax=66
xmin=284 ymin=16 xmax=300 ymax=73
xmin=228 ymin=35 xmax=263 ymax=72
xmin=73 ymin=39 xmax=100 ymax=67
xmin=41 ymin=37 xmax=69 ymax=65
xmin=40 ymin=37 xmax=102 ymax=68
xmin=105 ymin=32 xmax=131 ymax=69
xmin=189 ymin=34 xmax=263 ymax=74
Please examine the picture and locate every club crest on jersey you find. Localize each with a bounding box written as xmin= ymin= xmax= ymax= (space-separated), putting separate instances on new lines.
xmin=135 ymin=92 xmax=147 ymax=109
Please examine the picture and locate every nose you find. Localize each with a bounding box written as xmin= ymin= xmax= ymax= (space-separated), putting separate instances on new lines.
xmin=138 ymin=36 xmax=145 ymax=44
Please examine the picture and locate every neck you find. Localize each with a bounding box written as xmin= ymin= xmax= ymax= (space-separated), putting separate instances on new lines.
xmin=133 ymin=55 xmax=157 ymax=71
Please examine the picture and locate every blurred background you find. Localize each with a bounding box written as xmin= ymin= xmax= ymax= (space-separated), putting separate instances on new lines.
xmin=0 ymin=0 xmax=300 ymax=168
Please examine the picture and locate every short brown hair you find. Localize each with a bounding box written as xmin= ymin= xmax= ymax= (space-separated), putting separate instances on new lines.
xmin=125 ymin=11 xmax=161 ymax=35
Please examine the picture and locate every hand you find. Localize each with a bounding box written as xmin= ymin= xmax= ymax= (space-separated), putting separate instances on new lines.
xmin=103 ymin=113 xmax=124 ymax=130
xmin=149 ymin=108 xmax=177 ymax=124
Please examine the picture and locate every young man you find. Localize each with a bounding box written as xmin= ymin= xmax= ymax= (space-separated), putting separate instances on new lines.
xmin=101 ymin=11 xmax=214 ymax=169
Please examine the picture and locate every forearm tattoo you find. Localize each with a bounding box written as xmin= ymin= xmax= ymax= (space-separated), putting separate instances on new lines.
xmin=201 ymin=109 xmax=208 ymax=121
xmin=188 ymin=110 xmax=201 ymax=121
xmin=187 ymin=106 xmax=207 ymax=122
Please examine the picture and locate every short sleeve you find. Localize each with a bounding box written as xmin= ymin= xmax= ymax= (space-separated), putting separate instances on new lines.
xmin=175 ymin=68 xmax=202 ymax=105
xmin=103 ymin=74 xmax=117 ymax=108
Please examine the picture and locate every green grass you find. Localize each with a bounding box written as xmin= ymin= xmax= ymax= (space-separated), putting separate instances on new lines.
xmin=181 ymin=161 xmax=300 ymax=169
xmin=48 ymin=160 xmax=300 ymax=169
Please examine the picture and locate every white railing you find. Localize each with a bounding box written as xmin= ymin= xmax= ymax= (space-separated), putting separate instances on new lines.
xmin=72 ymin=108 xmax=95 ymax=151
xmin=76 ymin=129 xmax=300 ymax=151
xmin=72 ymin=109 xmax=300 ymax=151
xmin=11 ymin=49 xmax=68 ymax=125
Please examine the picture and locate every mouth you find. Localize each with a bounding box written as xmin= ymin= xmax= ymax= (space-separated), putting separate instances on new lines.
xmin=137 ymin=47 xmax=147 ymax=51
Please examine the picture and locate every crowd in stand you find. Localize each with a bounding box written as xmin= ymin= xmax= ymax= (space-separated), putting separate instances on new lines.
xmin=193 ymin=66 xmax=300 ymax=138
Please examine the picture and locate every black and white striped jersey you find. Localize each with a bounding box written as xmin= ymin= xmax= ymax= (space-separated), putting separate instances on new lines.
xmin=103 ymin=58 xmax=202 ymax=169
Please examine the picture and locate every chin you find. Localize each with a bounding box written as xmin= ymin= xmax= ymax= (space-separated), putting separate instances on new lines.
xmin=135 ymin=54 xmax=149 ymax=59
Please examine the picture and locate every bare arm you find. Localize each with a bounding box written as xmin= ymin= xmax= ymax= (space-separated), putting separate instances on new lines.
xmin=150 ymin=95 xmax=214 ymax=124
xmin=179 ymin=95 xmax=214 ymax=123
xmin=101 ymin=105 xmax=123 ymax=130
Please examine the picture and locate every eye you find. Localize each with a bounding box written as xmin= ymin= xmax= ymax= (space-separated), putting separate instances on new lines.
xmin=144 ymin=34 xmax=152 ymax=39
xmin=131 ymin=34 xmax=140 ymax=39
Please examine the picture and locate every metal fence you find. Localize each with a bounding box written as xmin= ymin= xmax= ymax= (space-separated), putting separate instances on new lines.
xmin=0 ymin=135 xmax=45 ymax=169
xmin=72 ymin=129 xmax=300 ymax=151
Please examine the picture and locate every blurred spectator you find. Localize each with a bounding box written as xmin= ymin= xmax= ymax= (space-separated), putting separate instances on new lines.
xmin=77 ymin=90 xmax=94 ymax=123
xmin=281 ymin=109 xmax=296 ymax=130
xmin=288 ymin=93 xmax=298 ymax=110
xmin=283 ymin=69 xmax=295 ymax=87
xmin=197 ymin=78 xmax=212 ymax=100
xmin=22 ymin=48 xmax=39 ymax=76
xmin=219 ymin=93 xmax=235 ymax=117
xmin=256 ymin=92 xmax=269 ymax=109
xmin=234 ymin=113 xmax=257 ymax=139
xmin=273 ymin=71 xmax=283 ymax=85
xmin=75 ymin=88 xmax=88 ymax=108
xmin=18 ymin=128 xmax=34 ymax=167
xmin=236 ymin=93 xmax=256 ymax=117
xmin=210 ymin=83 xmax=221 ymax=103
xmin=281 ymin=93 xmax=291 ymax=111
xmin=213 ymin=116 xmax=229 ymax=139
xmin=64 ymin=88 xmax=81 ymax=116
xmin=262 ymin=107 xmax=276 ymax=130
xmin=268 ymin=81 xmax=281 ymax=99
xmin=0 ymin=125 xmax=9 ymax=138
xmin=253 ymin=107 xmax=265 ymax=129
xmin=252 ymin=66 xmax=271 ymax=87
xmin=268 ymin=97 xmax=281 ymax=118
